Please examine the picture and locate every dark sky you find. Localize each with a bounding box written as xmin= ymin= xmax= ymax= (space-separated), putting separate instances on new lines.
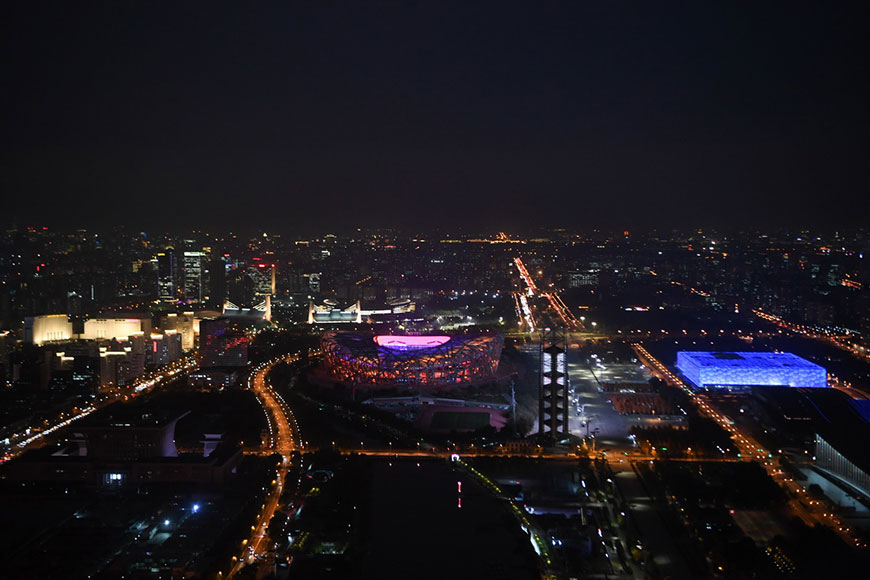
xmin=2 ymin=1 xmax=868 ymax=233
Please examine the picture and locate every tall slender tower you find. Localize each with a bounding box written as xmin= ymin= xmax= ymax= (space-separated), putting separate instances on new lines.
xmin=182 ymin=251 xmax=205 ymax=302
xmin=538 ymin=327 xmax=569 ymax=445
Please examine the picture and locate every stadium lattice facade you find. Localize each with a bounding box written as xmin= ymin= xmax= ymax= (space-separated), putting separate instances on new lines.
xmin=321 ymin=332 xmax=503 ymax=386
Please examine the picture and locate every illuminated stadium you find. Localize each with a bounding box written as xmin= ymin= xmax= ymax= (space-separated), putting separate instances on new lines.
xmin=676 ymin=351 xmax=827 ymax=390
xmin=321 ymin=332 xmax=503 ymax=386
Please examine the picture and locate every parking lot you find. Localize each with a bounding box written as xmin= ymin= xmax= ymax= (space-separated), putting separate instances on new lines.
xmin=568 ymin=357 xmax=653 ymax=447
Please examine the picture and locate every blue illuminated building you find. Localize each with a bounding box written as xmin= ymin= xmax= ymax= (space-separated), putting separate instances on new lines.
xmin=676 ymin=351 xmax=827 ymax=390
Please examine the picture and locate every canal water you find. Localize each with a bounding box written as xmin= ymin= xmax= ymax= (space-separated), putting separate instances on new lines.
xmin=359 ymin=458 xmax=539 ymax=579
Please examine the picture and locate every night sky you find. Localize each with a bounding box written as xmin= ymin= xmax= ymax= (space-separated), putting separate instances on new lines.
xmin=2 ymin=2 xmax=868 ymax=232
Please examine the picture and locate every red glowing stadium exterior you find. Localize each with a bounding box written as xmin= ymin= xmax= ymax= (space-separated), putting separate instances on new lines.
xmin=321 ymin=331 xmax=503 ymax=386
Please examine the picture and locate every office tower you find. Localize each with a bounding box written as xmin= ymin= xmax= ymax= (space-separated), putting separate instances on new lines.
xmin=156 ymin=251 xmax=176 ymax=301
xmin=161 ymin=312 xmax=195 ymax=351
xmin=248 ymin=262 xmax=276 ymax=297
xmin=183 ymin=251 xmax=205 ymax=302
xmin=205 ymin=257 xmax=227 ymax=309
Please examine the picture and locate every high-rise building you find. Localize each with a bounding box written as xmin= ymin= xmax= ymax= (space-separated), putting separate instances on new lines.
xmin=126 ymin=332 xmax=146 ymax=378
xmin=306 ymin=272 xmax=321 ymax=294
xmin=247 ymin=262 xmax=276 ymax=297
xmin=205 ymin=257 xmax=227 ymax=309
xmin=99 ymin=349 xmax=130 ymax=390
xmin=148 ymin=331 xmax=183 ymax=366
xmin=183 ymin=251 xmax=205 ymax=302
xmin=226 ymin=269 xmax=256 ymax=308
xmin=0 ymin=330 xmax=10 ymax=384
xmin=161 ymin=312 xmax=195 ymax=351
xmin=156 ymin=252 xmax=176 ymax=301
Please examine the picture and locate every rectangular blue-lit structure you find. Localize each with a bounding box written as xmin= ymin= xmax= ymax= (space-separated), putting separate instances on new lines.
xmin=676 ymin=351 xmax=827 ymax=390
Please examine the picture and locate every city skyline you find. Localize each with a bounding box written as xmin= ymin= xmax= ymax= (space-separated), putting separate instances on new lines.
xmin=2 ymin=4 xmax=870 ymax=578
xmin=2 ymin=223 xmax=870 ymax=577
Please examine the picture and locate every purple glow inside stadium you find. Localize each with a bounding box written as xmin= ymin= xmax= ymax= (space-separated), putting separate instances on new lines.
xmin=373 ymin=335 xmax=451 ymax=350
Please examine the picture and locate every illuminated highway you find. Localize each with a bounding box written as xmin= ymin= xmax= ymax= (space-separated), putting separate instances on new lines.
xmin=326 ymin=446 xmax=739 ymax=465
xmin=1 ymin=354 xmax=197 ymax=463
xmin=754 ymin=308 xmax=870 ymax=368
xmin=632 ymin=343 xmax=865 ymax=549
xmin=508 ymin=243 xmax=584 ymax=332
xmin=513 ymin=291 xmax=537 ymax=332
xmin=228 ymin=353 xmax=303 ymax=578
xmin=544 ymin=291 xmax=584 ymax=330
xmin=513 ymin=255 xmax=540 ymax=295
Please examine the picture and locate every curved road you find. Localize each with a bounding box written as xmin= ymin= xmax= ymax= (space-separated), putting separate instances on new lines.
xmin=229 ymin=353 xmax=303 ymax=578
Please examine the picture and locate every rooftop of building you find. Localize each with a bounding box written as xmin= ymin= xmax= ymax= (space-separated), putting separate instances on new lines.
xmin=755 ymin=386 xmax=870 ymax=474
xmin=678 ymin=351 xmax=824 ymax=371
